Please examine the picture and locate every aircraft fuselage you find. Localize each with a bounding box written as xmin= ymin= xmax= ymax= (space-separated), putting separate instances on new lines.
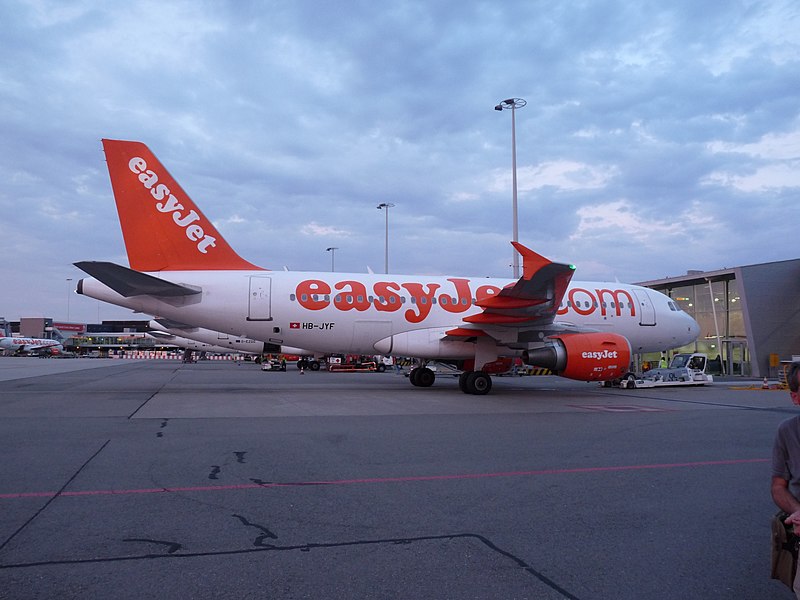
xmin=78 ymin=270 xmax=700 ymax=359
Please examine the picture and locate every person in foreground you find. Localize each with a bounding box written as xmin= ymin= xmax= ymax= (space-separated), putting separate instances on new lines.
xmin=771 ymin=362 xmax=800 ymax=597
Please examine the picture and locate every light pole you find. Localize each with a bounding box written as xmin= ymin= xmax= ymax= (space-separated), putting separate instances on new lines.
xmin=376 ymin=202 xmax=395 ymax=274
xmin=494 ymin=97 xmax=526 ymax=279
xmin=65 ymin=278 xmax=73 ymax=321
xmin=326 ymin=247 xmax=338 ymax=272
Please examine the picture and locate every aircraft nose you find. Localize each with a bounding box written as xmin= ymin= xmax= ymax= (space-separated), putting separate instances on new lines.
xmin=686 ymin=313 xmax=701 ymax=342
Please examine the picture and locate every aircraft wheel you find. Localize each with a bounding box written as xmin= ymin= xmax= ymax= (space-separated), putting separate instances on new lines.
xmin=465 ymin=371 xmax=492 ymax=395
xmin=416 ymin=367 xmax=435 ymax=387
xmin=623 ymin=374 xmax=636 ymax=389
xmin=297 ymin=359 xmax=308 ymax=370
xmin=409 ymin=367 xmax=421 ymax=386
xmin=309 ymin=360 xmax=321 ymax=371
xmin=458 ymin=371 xmax=471 ymax=393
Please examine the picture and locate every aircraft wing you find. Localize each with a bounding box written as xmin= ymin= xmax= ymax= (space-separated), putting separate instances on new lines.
xmin=74 ymin=262 xmax=201 ymax=298
xmin=462 ymin=242 xmax=575 ymax=327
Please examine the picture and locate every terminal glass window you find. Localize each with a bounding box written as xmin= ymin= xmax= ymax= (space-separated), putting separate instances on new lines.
xmin=728 ymin=310 xmax=745 ymax=338
xmin=692 ymin=280 xmax=728 ymax=342
xmin=727 ymin=279 xmax=745 ymax=337
xmin=696 ymin=280 xmax=726 ymax=313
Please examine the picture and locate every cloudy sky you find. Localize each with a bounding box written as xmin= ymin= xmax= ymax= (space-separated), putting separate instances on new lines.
xmin=1 ymin=0 xmax=798 ymax=324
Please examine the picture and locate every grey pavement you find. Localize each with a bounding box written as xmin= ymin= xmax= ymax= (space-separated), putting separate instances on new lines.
xmin=0 ymin=358 xmax=794 ymax=599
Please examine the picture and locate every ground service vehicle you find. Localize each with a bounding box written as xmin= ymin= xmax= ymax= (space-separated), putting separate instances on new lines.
xmin=617 ymin=353 xmax=713 ymax=389
xmin=327 ymin=355 xmax=387 ymax=372
xmin=261 ymin=357 xmax=287 ymax=371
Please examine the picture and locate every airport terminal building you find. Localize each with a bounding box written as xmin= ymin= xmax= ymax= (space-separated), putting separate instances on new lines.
xmin=637 ymin=257 xmax=800 ymax=378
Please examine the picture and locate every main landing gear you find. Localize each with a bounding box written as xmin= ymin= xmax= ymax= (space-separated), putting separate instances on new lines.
xmin=408 ymin=366 xmax=435 ymax=387
xmin=458 ymin=371 xmax=492 ymax=395
xmin=408 ymin=366 xmax=492 ymax=395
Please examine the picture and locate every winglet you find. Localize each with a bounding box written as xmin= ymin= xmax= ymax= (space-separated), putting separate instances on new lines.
xmin=512 ymin=242 xmax=575 ymax=280
xmin=102 ymin=139 xmax=264 ymax=272
xmin=461 ymin=242 xmax=576 ymax=327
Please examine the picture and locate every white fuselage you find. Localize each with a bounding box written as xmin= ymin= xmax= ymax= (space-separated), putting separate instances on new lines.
xmin=79 ymin=269 xmax=700 ymax=359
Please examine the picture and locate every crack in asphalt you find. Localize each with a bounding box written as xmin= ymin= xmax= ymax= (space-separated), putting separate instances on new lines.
xmin=0 ymin=532 xmax=581 ymax=598
xmin=0 ymin=439 xmax=111 ymax=553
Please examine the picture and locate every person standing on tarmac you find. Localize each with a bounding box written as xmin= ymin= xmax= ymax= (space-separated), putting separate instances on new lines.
xmin=771 ymin=362 xmax=800 ymax=597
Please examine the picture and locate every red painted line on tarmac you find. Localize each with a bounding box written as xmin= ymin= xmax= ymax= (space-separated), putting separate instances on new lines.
xmin=0 ymin=458 xmax=768 ymax=500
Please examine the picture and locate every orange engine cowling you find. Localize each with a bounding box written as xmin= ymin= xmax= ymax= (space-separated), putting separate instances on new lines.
xmin=522 ymin=333 xmax=631 ymax=382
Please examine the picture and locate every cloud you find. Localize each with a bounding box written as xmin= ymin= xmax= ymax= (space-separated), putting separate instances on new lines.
xmin=703 ymin=163 xmax=800 ymax=192
xmin=705 ymin=128 xmax=800 ymax=191
xmin=300 ymin=222 xmax=352 ymax=237
xmin=570 ymin=199 xmax=718 ymax=244
xmin=0 ymin=0 xmax=798 ymax=321
xmin=707 ymin=128 xmax=800 ymax=160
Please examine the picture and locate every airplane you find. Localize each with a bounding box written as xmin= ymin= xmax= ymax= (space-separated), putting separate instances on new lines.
xmin=75 ymin=139 xmax=700 ymax=395
xmin=0 ymin=337 xmax=63 ymax=356
xmin=147 ymin=318 xmax=322 ymax=367
xmin=147 ymin=319 xmax=269 ymax=355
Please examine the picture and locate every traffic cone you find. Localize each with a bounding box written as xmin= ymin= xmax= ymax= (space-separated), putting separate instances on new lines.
xmin=762 ymin=377 xmax=769 ymax=389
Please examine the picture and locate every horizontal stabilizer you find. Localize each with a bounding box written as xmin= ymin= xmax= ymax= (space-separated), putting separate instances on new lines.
xmin=74 ymin=261 xmax=201 ymax=298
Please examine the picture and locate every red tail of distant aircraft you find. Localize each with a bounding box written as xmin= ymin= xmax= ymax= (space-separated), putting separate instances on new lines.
xmin=76 ymin=139 xmax=700 ymax=394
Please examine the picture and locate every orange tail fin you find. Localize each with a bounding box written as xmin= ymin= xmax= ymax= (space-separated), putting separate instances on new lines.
xmin=102 ymin=139 xmax=263 ymax=272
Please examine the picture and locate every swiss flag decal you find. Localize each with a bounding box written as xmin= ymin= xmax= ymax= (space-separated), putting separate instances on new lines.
xmin=290 ymin=322 xmax=300 ymax=329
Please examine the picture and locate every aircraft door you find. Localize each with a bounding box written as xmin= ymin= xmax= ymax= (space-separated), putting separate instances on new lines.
xmin=632 ymin=289 xmax=656 ymax=326
xmin=248 ymin=276 xmax=272 ymax=321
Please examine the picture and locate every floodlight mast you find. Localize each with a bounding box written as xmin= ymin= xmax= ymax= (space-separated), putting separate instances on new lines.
xmin=326 ymin=247 xmax=338 ymax=272
xmin=376 ymin=203 xmax=395 ymax=274
xmin=494 ymin=97 xmax=526 ymax=279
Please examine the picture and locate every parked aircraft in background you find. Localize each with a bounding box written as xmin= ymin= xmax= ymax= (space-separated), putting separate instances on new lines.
xmin=147 ymin=319 xmax=316 ymax=362
xmin=76 ymin=139 xmax=700 ymax=394
xmin=147 ymin=319 xmax=267 ymax=355
xmin=0 ymin=337 xmax=63 ymax=356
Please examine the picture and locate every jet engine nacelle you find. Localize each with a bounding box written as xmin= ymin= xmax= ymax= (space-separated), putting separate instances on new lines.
xmin=522 ymin=333 xmax=631 ymax=382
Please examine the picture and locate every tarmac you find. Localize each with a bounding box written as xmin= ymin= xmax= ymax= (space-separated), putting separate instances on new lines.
xmin=0 ymin=356 xmax=795 ymax=599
